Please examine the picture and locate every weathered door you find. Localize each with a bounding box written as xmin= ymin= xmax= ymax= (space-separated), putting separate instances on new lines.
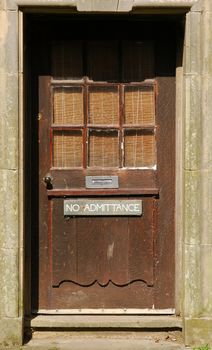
xmin=36 ymin=39 xmax=175 ymax=312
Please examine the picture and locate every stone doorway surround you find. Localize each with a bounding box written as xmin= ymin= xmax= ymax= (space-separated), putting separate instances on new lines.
xmin=1 ymin=0 xmax=212 ymax=347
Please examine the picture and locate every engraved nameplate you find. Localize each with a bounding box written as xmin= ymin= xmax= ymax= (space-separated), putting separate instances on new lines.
xmin=86 ymin=176 xmax=119 ymax=189
xmin=64 ymin=199 xmax=142 ymax=216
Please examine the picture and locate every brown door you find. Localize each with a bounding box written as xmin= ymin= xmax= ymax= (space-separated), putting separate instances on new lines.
xmin=37 ymin=39 xmax=175 ymax=312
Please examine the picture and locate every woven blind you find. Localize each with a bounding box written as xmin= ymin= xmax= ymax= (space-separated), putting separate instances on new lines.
xmin=52 ymin=41 xmax=83 ymax=79
xmin=124 ymin=130 xmax=156 ymax=168
xmin=124 ymin=86 xmax=155 ymax=125
xmin=89 ymin=130 xmax=119 ymax=167
xmin=53 ymin=130 xmax=83 ymax=168
xmin=53 ymin=87 xmax=84 ymax=125
xmin=89 ymin=86 xmax=119 ymax=125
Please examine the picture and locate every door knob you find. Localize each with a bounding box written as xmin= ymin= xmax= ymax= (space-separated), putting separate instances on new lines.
xmin=43 ymin=175 xmax=53 ymax=189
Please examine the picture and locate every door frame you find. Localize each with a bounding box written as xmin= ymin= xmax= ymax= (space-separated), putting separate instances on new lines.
xmin=22 ymin=10 xmax=184 ymax=318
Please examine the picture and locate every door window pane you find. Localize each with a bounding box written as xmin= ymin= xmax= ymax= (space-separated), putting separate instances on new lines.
xmin=124 ymin=130 xmax=156 ymax=168
xmin=89 ymin=129 xmax=119 ymax=168
xmin=53 ymin=130 xmax=83 ymax=168
xmin=53 ymin=87 xmax=84 ymax=125
xmin=88 ymin=86 xmax=119 ymax=125
xmin=124 ymin=86 xmax=155 ymax=125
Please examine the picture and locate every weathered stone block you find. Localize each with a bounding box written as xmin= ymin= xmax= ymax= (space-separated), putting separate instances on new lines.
xmin=200 ymin=245 xmax=212 ymax=315
xmin=185 ymin=318 xmax=212 ymax=347
xmin=200 ymin=170 xmax=212 ymax=244
xmin=202 ymin=12 xmax=212 ymax=75
xmin=190 ymin=0 xmax=203 ymax=12
xmin=0 ymin=247 xmax=19 ymax=318
xmin=0 ymin=317 xmax=22 ymax=347
xmin=117 ymin=0 xmax=133 ymax=11
xmin=184 ymin=11 xmax=202 ymax=74
xmin=0 ymin=170 xmax=19 ymax=250
xmin=0 ymin=10 xmax=18 ymax=75
xmin=184 ymin=243 xmax=201 ymax=317
xmin=201 ymin=77 xmax=212 ymax=170
xmin=0 ymin=73 xmax=18 ymax=170
xmin=77 ymin=0 xmax=118 ymax=11
xmin=184 ymin=75 xmax=202 ymax=171
xmin=0 ymin=0 xmax=18 ymax=10
xmin=184 ymin=170 xmax=201 ymax=244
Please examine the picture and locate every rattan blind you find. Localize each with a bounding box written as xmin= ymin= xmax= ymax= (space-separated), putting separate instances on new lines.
xmin=89 ymin=130 xmax=119 ymax=167
xmin=124 ymin=130 xmax=156 ymax=168
xmin=124 ymin=87 xmax=155 ymax=125
xmin=89 ymin=86 xmax=119 ymax=125
xmin=53 ymin=87 xmax=84 ymax=125
xmin=53 ymin=130 xmax=83 ymax=168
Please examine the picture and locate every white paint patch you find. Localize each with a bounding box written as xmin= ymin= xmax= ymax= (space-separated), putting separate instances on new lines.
xmin=107 ymin=242 xmax=114 ymax=260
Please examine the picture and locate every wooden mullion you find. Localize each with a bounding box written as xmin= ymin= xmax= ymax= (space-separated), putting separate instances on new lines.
xmin=83 ymin=85 xmax=88 ymax=169
xmin=51 ymin=126 xmax=83 ymax=130
xmin=119 ymin=84 xmax=124 ymax=168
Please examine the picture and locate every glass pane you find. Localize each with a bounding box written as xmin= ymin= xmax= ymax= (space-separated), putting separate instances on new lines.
xmin=53 ymin=87 xmax=84 ymax=125
xmin=53 ymin=130 xmax=83 ymax=168
xmin=88 ymin=86 xmax=119 ymax=125
xmin=51 ymin=41 xmax=83 ymax=79
xmin=124 ymin=86 xmax=155 ymax=125
xmin=89 ymin=130 xmax=119 ymax=168
xmin=87 ymin=41 xmax=119 ymax=82
xmin=122 ymin=41 xmax=154 ymax=82
xmin=124 ymin=130 xmax=156 ymax=168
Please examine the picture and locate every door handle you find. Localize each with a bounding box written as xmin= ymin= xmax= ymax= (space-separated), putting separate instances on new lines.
xmin=43 ymin=175 xmax=53 ymax=189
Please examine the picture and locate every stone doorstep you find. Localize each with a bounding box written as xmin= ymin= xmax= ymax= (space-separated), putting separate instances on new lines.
xmin=28 ymin=315 xmax=183 ymax=329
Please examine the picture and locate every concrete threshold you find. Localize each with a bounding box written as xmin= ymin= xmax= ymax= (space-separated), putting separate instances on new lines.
xmin=28 ymin=315 xmax=183 ymax=329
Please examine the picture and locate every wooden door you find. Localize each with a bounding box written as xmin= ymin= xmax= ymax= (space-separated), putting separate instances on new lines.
xmin=36 ymin=39 xmax=175 ymax=312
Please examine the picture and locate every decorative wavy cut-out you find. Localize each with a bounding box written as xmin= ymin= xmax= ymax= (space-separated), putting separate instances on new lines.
xmin=52 ymin=278 xmax=153 ymax=288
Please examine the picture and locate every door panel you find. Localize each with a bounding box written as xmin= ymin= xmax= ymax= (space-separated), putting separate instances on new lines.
xmin=36 ymin=37 xmax=175 ymax=312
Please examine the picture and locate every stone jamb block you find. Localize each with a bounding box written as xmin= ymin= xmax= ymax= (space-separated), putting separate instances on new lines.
xmin=202 ymin=12 xmax=212 ymax=75
xmin=185 ymin=318 xmax=212 ymax=347
xmin=201 ymin=245 xmax=212 ymax=315
xmin=184 ymin=170 xmax=201 ymax=245
xmin=0 ymin=317 xmax=22 ymax=347
xmin=190 ymin=0 xmax=202 ymax=12
xmin=0 ymin=170 xmax=19 ymax=250
xmin=0 ymin=1 xmax=18 ymax=10
xmin=0 ymin=247 xmax=19 ymax=318
xmin=201 ymin=77 xmax=212 ymax=170
xmin=183 ymin=75 xmax=202 ymax=171
xmin=0 ymin=73 xmax=19 ymax=170
xmin=0 ymin=10 xmax=18 ymax=75
xmin=184 ymin=243 xmax=202 ymax=318
xmin=200 ymin=170 xmax=212 ymax=245
xmin=184 ymin=11 xmax=202 ymax=75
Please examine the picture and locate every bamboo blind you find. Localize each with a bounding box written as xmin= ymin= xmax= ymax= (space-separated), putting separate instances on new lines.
xmin=124 ymin=86 xmax=155 ymax=125
xmin=89 ymin=86 xmax=119 ymax=125
xmin=53 ymin=87 xmax=84 ymax=125
xmin=52 ymin=41 xmax=83 ymax=79
xmin=89 ymin=130 xmax=119 ymax=167
xmin=124 ymin=130 xmax=156 ymax=168
xmin=53 ymin=130 xmax=83 ymax=167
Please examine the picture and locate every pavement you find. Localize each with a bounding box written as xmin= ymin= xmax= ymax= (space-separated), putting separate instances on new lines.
xmin=21 ymin=331 xmax=192 ymax=350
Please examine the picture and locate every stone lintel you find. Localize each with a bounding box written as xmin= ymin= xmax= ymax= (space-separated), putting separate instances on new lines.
xmin=15 ymin=0 xmax=198 ymax=10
